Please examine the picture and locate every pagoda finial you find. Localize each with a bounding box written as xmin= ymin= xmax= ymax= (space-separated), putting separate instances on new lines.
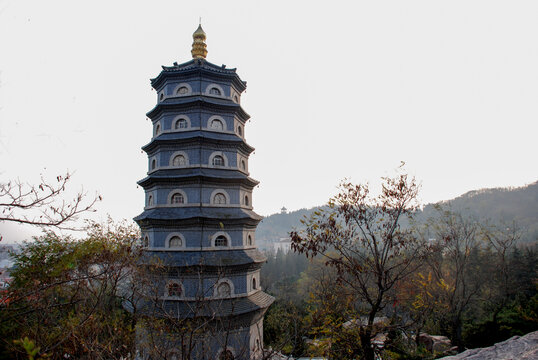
xmin=191 ymin=22 xmax=208 ymax=59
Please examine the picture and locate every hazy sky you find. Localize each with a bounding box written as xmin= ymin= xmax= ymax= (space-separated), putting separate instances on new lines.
xmin=0 ymin=0 xmax=537 ymax=241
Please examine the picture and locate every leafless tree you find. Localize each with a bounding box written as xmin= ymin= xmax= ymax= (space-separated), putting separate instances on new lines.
xmin=481 ymin=221 xmax=521 ymax=323
xmin=424 ymin=208 xmax=482 ymax=351
xmin=0 ymin=172 xmax=100 ymax=231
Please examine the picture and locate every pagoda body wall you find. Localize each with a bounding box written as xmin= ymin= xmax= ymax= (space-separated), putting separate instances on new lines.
xmin=134 ymin=58 xmax=273 ymax=360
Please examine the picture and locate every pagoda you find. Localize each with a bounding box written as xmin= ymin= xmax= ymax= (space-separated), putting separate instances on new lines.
xmin=133 ymin=25 xmax=274 ymax=360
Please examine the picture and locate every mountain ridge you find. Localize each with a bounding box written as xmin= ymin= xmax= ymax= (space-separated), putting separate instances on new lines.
xmin=256 ymin=181 xmax=538 ymax=244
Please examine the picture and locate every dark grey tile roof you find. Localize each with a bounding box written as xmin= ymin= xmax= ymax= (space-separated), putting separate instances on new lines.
xmin=160 ymin=59 xmax=239 ymax=75
xmin=132 ymin=291 xmax=275 ymax=318
xmin=137 ymin=168 xmax=259 ymax=187
xmin=146 ymin=96 xmax=250 ymax=121
xmin=140 ymin=248 xmax=267 ymax=267
xmin=134 ymin=207 xmax=262 ymax=222
xmin=142 ymin=130 xmax=255 ymax=153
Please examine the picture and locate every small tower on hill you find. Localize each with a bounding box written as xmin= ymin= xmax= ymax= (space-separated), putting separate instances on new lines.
xmin=133 ymin=25 xmax=274 ymax=360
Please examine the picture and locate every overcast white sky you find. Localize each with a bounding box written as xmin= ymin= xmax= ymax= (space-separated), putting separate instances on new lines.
xmin=0 ymin=0 xmax=537 ymax=241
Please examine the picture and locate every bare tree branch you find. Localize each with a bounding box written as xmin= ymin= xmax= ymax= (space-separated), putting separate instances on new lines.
xmin=0 ymin=171 xmax=101 ymax=230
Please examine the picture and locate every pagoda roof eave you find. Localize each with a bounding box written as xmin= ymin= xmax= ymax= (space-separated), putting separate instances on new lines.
xmin=146 ymin=96 xmax=250 ymax=121
xmin=150 ymin=59 xmax=247 ymax=92
xmin=134 ymin=207 xmax=263 ymax=225
xmin=141 ymin=131 xmax=255 ymax=154
xmin=137 ymin=169 xmax=259 ymax=188
xmin=126 ymin=290 xmax=274 ymax=319
xmin=140 ymin=248 xmax=267 ymax=267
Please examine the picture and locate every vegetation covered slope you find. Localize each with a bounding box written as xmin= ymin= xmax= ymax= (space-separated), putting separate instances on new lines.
xmin=257 ymin=181 xmax=538 ymax=244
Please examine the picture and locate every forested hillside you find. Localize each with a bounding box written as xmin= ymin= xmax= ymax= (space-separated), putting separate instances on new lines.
xmin=257 ymin=181 xmax=538 ymax=244
xmin=260 ymin=177 xmax=538 ymax=359
xmin=421 ymin=181 xmax=538 ymax=243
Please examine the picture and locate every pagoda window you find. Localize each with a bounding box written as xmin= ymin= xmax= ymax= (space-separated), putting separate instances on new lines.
xmin=219 ymin=350 xmax=234 ymax=360
xmin=213 ymin=193 xmax=227 ymax=205
xmin=247 ymin=235 xmax=252 ymax=246
xmin=210 ymin=119 xmax=224 ymax=130
xmin=244 ymin=195 xmax=249 ymax=206
xmin=233 ymin=95 xmax=239 ymax=103
xmin=154 ymin=124 xmax=161 ymax=136
xmin=167 ymin=281 xmax=182 ymax=297
xmin=215 ymin=235 xmax=228 ymax=247
xmin=252 ymin=277 xmax=257 ymax=290
xmin=174 ymin=83 xmax=192 ymax=96
xmin=172 ymin=155 xmax=186 ymax=167
xmin=151 ymin=159 xmax=156 ymax=170
xmin=169 ymin=236 xmax=183 ymax=248
xmin=159 ymin=93 xmax=164 ymax=101
xmin=216 ymin=282 xmax=232 ymax=297
xmin=240 ymin=160 xmax=246 ymax=171
xmin=212 ymin=155 xmax=225 ymax=166
xmin=171 ymin=193 xmax=184 ymax=204
xmin=175 ymin=118 xmax=188 ymax=129
xmin=209 ymin=87 xmax=221 ymax=96
xmin=237 ymin=125 xmax=242 ymax=136
xmin=142 ymin=235 xmax=149 ymax=247
xmin=147 ymin=195 xmax=153 ymax=206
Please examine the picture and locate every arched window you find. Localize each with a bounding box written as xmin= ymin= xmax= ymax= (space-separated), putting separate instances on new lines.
xmin=160 ymin=93 xmax=164 ymax=101
xmin=151 ymin=159 xmax=156 ymax=170
xmin=217 ymin=282 xmax=231 ymax=297
xmin=213 ymin=193 xmax=227 ymax=205
xmin=171 ymin=193 xmax=184 ymax=204
xmin=219 ymin=350 xmax=234 ymax=360
xmin=247 ymin=235 xmax=252 ymax=246
xmin=209 ymin=87 xmax=221 ymax=96
xmin=237 ymin=126 xmax=242 ymax=136
xmin=212 ymin=155 xmax=224 ymax=166
xmin=169 ymin=236 xmax=182 ymax=248
xmin=234 ymin=95 xmax=239 ymax=103
xmin=147 ymin=195 xmax=153 ymax=206
xmin=177 ymin=86 xmax=189 ymax=95
xmin=252 ymin=277 xmax=257 ymax=290
xmin=244 ymin=195 xmax=249 ymax=206
xmin=240 ymin=160 xmax=246 ymax=171
xmin=215 ymin=235 xmax=228 ymax=247
xmin=210 ymin=119 xmax=224 ymax=130
xmin=142 ymin=236 xmax=149 ymax=247
xmin=168 ymin=282 xmax=182 ymax=297
xmin=154 ymin=124 xmax=161 ymax=136
xmin=175 ymin=118 xmax=188 ymax=129
xmin=172 ymin=155 xmax=186 ymax=167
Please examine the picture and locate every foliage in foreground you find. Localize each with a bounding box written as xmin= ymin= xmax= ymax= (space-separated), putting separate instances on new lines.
xmin=261 ymin=172 xmax=538 ymax=359
xmin=0 ymin=219 xmax=141 ymax=360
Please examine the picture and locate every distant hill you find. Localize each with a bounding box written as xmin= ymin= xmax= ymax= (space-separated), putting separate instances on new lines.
xmin=256 ymin=181 xmax=538 ymax=244
xmin=421 ymin=181 xmax=538 ymax=243
xmin=256 ymin=208 xmax=314 ymax=243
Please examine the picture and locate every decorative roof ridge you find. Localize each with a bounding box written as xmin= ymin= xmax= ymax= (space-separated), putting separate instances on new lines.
xmin=161 ymin=59 xmax=238 ymax=74
xmin=150 ymin=59 xmax=247 ymax=92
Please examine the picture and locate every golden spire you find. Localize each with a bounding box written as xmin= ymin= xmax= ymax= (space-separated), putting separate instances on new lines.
xmin=191 ymin=23 xmax=208 ymax=59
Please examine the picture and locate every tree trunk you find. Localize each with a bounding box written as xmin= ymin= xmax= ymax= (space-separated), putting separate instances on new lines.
xmin=451 ymin=317 xmax=464 ymax=352
xmin=360 ymin=327 xmax=374 ymax=360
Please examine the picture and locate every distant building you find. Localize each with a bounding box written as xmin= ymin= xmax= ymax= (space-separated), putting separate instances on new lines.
xmin=273 ymin=238 xmax=292 ymax=254
xmin=0 ymin=269 xmax=11 ymax=289
xmin=132 ymin=25 xmax=274 ymax=359
xmin=280 ymin=207 xmax=287 ymax=214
